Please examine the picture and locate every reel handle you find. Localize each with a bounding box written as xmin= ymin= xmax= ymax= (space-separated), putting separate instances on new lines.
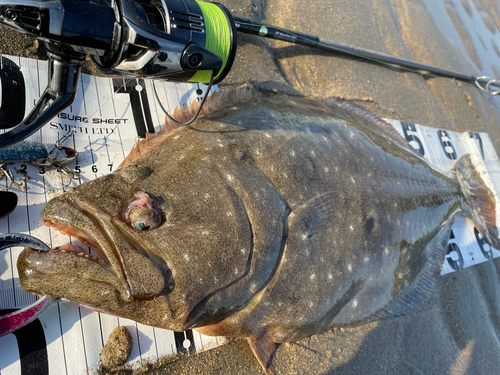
xmin=0 ymin=54 xmax=83 ymax=148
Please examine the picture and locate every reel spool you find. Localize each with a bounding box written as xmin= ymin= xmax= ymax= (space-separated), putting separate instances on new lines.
xmin=92 ymin=0 xmax=238 ymax=85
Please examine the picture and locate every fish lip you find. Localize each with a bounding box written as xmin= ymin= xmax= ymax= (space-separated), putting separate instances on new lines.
xmin=40 ymin=197 xmax=133 ymax=301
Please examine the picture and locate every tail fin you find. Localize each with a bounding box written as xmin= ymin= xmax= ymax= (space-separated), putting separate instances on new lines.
xmin=453 ymin=154 xmax=500 ymax=249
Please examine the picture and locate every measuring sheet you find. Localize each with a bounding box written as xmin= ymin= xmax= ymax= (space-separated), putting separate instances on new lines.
xmin=1 ymin=55 xmax=500 ymax=375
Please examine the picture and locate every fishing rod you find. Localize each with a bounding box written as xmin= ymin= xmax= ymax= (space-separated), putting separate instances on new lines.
xmin=0 ymin=0 xmax=498 ymax=150
xmin=233 ymin=17 xmax=500 ymax=93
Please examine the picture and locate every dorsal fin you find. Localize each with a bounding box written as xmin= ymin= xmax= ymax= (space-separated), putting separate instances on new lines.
xmin=327 ymin=98 xmax=420 ymax=156
xmin=117 ymin=83 xmax=256 ymax=168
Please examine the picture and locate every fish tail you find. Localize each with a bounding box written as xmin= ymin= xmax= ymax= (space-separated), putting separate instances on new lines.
xmin=453 ymin=154 xmax=500 ymax=249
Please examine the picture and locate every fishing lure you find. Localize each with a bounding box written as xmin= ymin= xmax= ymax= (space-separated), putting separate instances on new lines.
xmin=0 ymin=141 xmax=77 ymax=167
xmin=0 ymin=132 xmax=78 ymax=189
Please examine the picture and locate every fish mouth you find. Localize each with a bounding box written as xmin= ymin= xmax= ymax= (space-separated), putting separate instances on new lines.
xmin=29 ymin=195 xmax=167 ymax=303
xmin=23 ymin=196 xmax=134 ymax=302
xmin=43 ymin=219 xmax=114 ymax=271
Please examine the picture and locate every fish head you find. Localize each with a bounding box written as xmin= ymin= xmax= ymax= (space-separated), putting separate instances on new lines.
xmin=17 ymin=139 xmax=287 ymax=331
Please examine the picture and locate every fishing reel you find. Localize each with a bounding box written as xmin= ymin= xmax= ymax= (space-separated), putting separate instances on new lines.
xmin=0 ymin=0 xmax=237 ymax=147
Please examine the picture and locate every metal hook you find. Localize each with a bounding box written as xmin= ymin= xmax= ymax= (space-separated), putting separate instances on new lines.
xmin=0 ymin=163 xmax=15 ymax=190
xmin=56 ymin=165 xmax=77 ymax=187
xmin=49 ymin=129 xmax=76 ymax=157
xmin=475 ymin=76 xmax=500 ymax=95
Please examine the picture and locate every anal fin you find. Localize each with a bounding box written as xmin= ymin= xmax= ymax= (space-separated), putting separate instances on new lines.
xmin=375 ymin=228 xmax=448 ymax=319
xmin=247 ymin=333 xmax=277 ymax=375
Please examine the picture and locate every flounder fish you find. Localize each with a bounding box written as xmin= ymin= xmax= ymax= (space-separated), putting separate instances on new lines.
xmin=17 ymin=85 xmax=500 ymax=374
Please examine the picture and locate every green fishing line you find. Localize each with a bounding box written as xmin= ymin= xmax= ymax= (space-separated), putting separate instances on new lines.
xmin=190 ymin=1 xmax=232 ymax=84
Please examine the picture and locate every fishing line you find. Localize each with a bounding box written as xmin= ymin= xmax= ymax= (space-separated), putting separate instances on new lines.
xmin=153 ymin=70 xmax=214 ymax=126
xmin=190 ymin=1 xmax=233 ymax=84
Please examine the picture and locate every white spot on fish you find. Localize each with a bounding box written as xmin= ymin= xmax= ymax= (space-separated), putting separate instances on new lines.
xmin=241 ymin=248 xmax=246 ymax=253
xmin=384 ymin=247 xmax=389 ymax=255
xmin=290 ymin=150 xmax=295 ymax=157
xmin=353 ymin=299 xmax=358 ymax=307
xmin=364 ymin=256 xmax=369 ymax=262
xmin=311 ymin=150 xmax=315 ymax=156
xmin=310 ymin=273 xmax=315 ymax=280
xmin=184 ymin=254 xmax=189 ymax=261
xmin=398 ymin=273 xmax=403 ymax=279
xmin=323 ymin=136 xmax=328 ymax=141
xmin=351 ymin=177 xmax=355 ymax=183
xmin=204 ymin=193 xmax=210 ymax=200
xmin=328 ymin=273 xmax=333 ymax=279
xmin=227 ymin=174 xmax=233 ymax=181
xmin=350 ymin=225 xmax=354 ymax=231
xmin=250 ymin=283 xmax=257 ymax=293
xmin=309 ymin=301 xmax=314 ymax=308
xmin=231 ymin=106 xmax=238 ymax=110
xmin=199 ymin=278 xmax=203 ymax=283
xmin=177 ymin=156 xmax=184 ymax=160
xmin=324 ymin=167 xmax=329 ymax=172
xmin=202 ymin=230 xmax=209 ymax=235
xmin=302 ymin=234 xmax=308 ymax=240
xmin=394 ymin=203 xmax=398 ymax=208
xmin=265 ymin=133 xmax=271 ymax=138
xmin=347 ymin=264 xmax=352 ymax=272
xmin=227 ymin=212 xmax=233 ymax=216
xmin=283 ymin=173 xmax=288 ymax=178
xmin=235 ymin=268 xmax=239 ymax=275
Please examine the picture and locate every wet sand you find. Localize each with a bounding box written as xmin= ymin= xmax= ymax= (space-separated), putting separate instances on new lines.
xmin=2 ymin=0 xmax=500 ymax=374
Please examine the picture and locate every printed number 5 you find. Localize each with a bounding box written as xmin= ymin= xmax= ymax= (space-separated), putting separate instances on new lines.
xmin=401 ymin=122 xmax=425 ymax=156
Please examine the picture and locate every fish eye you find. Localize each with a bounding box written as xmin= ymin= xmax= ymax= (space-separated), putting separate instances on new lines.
xmin=132 ymin=220 xmax=152 ymax=231
xmin=125 ymin=191 xmax=163 ymax=231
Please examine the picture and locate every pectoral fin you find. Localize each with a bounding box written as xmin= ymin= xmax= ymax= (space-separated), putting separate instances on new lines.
xmin=247 ymin=333 xmax=277 ymax=375
xmin=291 ymin=191 xmax=339 ymax=237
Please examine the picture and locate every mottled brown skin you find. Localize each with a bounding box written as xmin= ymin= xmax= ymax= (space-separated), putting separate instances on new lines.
xmin=17 ymin=95 xmax=498 ymax=374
